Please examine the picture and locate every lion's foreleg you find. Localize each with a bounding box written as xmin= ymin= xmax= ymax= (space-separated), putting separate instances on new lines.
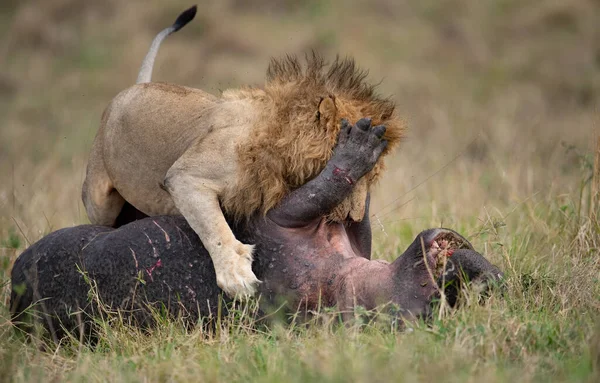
xmin=163 ymin=172 xmax=259 ymax=297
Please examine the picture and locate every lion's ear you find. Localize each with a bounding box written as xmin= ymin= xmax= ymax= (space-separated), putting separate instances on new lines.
xmin=318 ymin=96 xmax=336 ymax=122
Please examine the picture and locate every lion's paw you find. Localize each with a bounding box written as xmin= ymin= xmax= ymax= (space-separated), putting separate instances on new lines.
xmin=213 ymin=243 xmax=260 ymax=297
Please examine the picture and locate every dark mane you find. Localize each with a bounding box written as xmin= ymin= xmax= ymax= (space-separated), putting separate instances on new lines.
xmin=231 ymin=52 xmax=405 ymax=223
xmin=266 ymin=52 xmax=394 ymax=113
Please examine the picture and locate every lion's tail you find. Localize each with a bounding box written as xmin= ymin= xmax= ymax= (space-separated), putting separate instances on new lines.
xmin=136 ymin=5 xmax=197 ymax=84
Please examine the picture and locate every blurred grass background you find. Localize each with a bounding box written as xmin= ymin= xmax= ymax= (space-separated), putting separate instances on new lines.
xmin=0 ymin=0 xmax=598 ymax=235
xmin=0 ymin=0 xmax=599 ymax=381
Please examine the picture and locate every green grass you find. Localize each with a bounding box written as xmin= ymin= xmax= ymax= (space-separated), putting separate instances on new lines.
xmin=1 ymin=185 xmax=598 ymax=382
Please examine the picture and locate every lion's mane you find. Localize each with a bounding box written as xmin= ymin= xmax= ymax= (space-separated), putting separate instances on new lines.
xmin=222 ymin=53 xmax=406 ymax=222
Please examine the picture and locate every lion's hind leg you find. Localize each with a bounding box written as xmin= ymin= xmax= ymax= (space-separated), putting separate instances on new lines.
xmin=82 ymin=147 xmax=127 ymax=227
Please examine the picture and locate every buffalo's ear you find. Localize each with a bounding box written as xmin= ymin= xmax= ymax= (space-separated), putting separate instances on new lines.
xmin=317 ymin=95 xmax=336 ymax=122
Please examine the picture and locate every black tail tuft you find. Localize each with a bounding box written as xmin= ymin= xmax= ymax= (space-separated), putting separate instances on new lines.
xmin=173 ymin=5 xmax=197 ymax=32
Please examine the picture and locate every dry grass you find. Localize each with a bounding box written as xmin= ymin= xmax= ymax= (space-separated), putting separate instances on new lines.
xmin=1 ymin=0 xmax=599 ymax=381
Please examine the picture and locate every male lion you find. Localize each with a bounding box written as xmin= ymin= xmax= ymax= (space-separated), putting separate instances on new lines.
xmin=81 ymin=5 xmax=405 ymax=297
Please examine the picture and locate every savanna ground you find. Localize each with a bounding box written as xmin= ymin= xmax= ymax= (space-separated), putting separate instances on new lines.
xmin=0 ymin=0 xmax=599 ymax=381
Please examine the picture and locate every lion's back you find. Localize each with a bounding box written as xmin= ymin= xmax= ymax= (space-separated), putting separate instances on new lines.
xmin=95 ymin=82 xmax=260 ymax=216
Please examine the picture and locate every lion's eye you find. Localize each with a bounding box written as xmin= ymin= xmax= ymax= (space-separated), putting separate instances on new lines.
xmin=316 ymin=110 xmax=321 ymax=120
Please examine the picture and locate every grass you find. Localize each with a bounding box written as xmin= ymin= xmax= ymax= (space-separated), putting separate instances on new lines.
xmin=1 ymin=0 xmax=599 ymax=381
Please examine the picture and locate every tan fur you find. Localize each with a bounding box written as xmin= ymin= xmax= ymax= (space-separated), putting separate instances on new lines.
xmin=82 ymin=53 xmax=405 ymax=297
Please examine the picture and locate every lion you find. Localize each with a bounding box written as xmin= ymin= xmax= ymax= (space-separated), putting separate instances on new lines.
xmin=81 ymin=5 xmax=405 ymax=297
